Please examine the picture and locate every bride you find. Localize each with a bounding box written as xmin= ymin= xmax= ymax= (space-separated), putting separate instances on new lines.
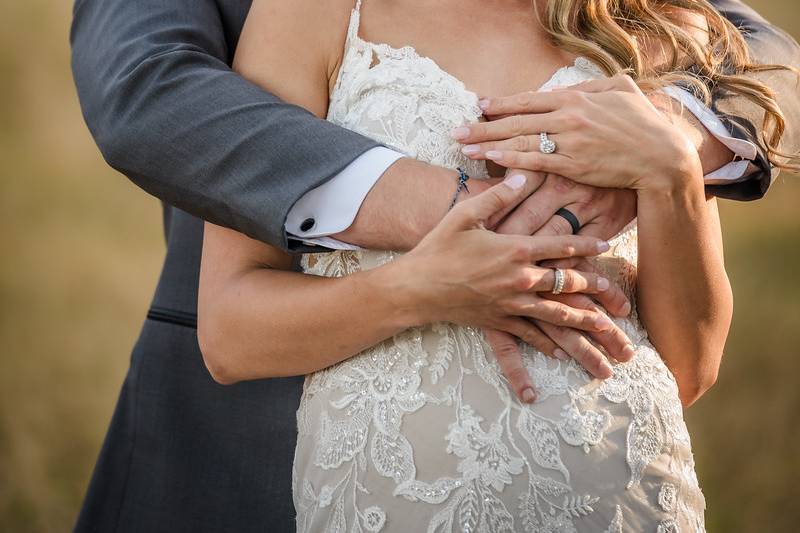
xmin=197 ymin=0 xmax=791 ymax=530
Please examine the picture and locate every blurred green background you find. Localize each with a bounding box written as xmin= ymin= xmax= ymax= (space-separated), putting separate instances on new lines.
xmin=0 ymin=1 xmax=798 ymax=531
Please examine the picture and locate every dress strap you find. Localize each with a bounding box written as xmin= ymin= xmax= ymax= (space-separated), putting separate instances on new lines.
xmin=346 ymin=0 xmax=364 ymax=41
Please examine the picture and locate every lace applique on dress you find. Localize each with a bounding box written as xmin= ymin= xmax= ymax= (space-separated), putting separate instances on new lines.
xmin=292 ymin=2 xmax=706 ymax=532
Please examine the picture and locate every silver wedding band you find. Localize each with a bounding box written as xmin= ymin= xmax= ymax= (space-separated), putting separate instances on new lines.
xmin=552 ymin=268 xmax=565 ymax=295
xmin=539 ymin=132 xmax=557 ymax=154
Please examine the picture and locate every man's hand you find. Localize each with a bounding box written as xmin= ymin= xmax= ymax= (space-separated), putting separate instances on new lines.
xmin=494 ymin=173 xmax=637 ymax=241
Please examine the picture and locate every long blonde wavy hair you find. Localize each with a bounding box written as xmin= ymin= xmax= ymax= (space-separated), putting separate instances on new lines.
xmin=539 ymin=0 xmax=798 ymax=170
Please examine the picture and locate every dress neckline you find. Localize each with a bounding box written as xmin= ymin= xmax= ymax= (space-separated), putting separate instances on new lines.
xmin=336 ymin=2 xmax=602 ymax=105
xmin=354 ymin=33 xmax=595 ymax=101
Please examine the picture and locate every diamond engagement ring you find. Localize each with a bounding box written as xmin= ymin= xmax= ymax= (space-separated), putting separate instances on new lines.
xmin=552 ymin=268 xmax=565 ymax=295
xmin=539 ymin=132 xmax=557 ymax=154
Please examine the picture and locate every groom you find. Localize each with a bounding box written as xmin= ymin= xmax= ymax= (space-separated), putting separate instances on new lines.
xmin=71 ymin=0 xmax=798 ymax=531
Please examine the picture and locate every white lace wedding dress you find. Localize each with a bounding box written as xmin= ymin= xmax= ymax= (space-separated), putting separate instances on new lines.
xmin=292 ymin=2 xmax=706 ymax=531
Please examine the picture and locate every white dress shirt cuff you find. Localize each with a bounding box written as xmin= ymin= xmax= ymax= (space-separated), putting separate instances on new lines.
xmin=661 ymin=86 xmax=757 ymax=184
xmin=285 ymin=147 xmax=405 ymax=250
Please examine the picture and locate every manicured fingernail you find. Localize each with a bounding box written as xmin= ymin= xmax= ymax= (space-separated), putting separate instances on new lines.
xmin=599 ymin=361 xmax=614 ymax=378
xmin=595 ymin=316 xmax=614 ymax=331
xmin=521 ymin=388 xmax=536 ymax=403
xmin=597 ymin=241 xmax=611 ymax=253
xmin=450 ymin=126 xmax=470 ymax=140
xmin=553 ymin=348 xmax=569 ymax=361
xmin=486 ymin=150 xmax=503 ymax=160
xmin=503 ymin=173 xmax=526 ymax=190
xmin=478 ymin=98 xmax=491 ymax=110
xmin=461 ymin=144 xmax=481 ymax=155
xmin=597 ymin=277 xmax=610 ymax=291
xmin=621 ymin=301 xmax=632 ymax=316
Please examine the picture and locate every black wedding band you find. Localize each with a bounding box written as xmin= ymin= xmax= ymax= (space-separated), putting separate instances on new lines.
xmin=555 ymin=208 xmax=581 ymax=235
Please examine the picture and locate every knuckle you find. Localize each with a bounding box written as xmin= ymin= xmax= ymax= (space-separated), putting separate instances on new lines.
xmin=560 ymin=243 xmax=577 ymax=257
xmin=499 ymin=277 xmax=518 ymax=294
xmin=507 ymin=366 xmax=529 ymax=384
xmin=498 ymin=298 xmax=517 ymax=314
xmin=579 ymin=344 xmax=596 ymax=362
xmin=551 ymin=174 xmax=577 ymax=193
xmin=561 ymin=269 xmax=576 ymax=289
xmin=520 ymin=326 xmax=542 ymax=345
xmin=573 ymin=160 xmax=591 ymax=176
xmin=521 ymin=204 xmax=544 ymax=228
xmin=493 ymin=339 xmax=519 ymax=359
xmin=512 ymin=135 xmax=529 ymax=152
xmin=556 ymin=307 xmax=572 ymax=324
xmin=509 ymin=115 xmax=525 ymax=136
xmin=582 ymin=312 xmax=598 ymax=329
xmin=515 ymin=92 xmax=533 ymax=109
xmin=562 ymin=112 xmax=585 ymax=129
xmin=492 ymin=336 xmax=517 ymax=363
xmin=510 ymin=242 xmax=531 ymax=263
xmin=513 ymin=271 xmax=534 ymax=291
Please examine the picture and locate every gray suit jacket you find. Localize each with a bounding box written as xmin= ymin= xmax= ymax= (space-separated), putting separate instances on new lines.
xmin=70 ymin=1 xmax=799 ymax=532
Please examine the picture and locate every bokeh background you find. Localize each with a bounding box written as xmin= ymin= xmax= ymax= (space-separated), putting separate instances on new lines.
xmin=0 ymin=1 xmax=798 ymax=531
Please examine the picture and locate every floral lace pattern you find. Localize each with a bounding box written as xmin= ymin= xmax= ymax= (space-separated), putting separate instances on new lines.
xmin=292 ymin=2 xmax=706 ymax=531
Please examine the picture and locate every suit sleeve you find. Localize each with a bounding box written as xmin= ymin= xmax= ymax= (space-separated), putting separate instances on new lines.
xmin=70 ymin=0 xmax=380 ymax=249
xmin=708 ymin=0 xmax=800 ymax=200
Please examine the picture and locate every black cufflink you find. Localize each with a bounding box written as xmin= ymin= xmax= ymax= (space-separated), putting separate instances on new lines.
xmin=300 ymin=218 xmax=315 ymax=232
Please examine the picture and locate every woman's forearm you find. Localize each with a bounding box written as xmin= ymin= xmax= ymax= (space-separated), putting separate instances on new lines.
xmin=636 ymin=176 xmax=733 ymax=406
xmin=198 ymin=263 xmax=420 ymax=384
xmin=197 ymin=181 xmax=631 ymax=387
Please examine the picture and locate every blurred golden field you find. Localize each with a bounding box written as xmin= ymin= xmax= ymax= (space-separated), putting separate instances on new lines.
xmin=0 ymin=1 xmax=798 ymax=531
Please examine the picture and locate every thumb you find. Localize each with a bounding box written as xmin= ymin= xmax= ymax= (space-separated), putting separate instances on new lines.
xmin=444 ymin=173 xmax=529 ymax=231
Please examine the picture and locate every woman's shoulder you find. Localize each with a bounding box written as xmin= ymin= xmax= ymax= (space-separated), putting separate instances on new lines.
xmin=242 ymin=0 xmax=357 ymax=55
xmin=234 ymin=0 xmax=360 ymax=116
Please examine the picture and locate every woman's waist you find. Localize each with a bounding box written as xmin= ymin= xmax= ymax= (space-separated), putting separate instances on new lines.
xmin=305 ymin=317 xmax=662 ymax=397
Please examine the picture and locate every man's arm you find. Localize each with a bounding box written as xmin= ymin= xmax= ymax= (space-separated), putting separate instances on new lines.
xmin=708 ymin=0 xmax=800 ymax=200
xmin=70 ymin=0 xmax=380 ymax=250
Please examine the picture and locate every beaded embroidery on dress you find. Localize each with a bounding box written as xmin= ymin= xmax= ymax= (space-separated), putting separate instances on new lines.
xmin=292 ymin=2 xmax=706 ymax=531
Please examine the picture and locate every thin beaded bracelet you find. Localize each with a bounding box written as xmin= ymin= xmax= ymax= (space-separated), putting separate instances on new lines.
xmin=448 ymin=167 xmax=471 ymax=211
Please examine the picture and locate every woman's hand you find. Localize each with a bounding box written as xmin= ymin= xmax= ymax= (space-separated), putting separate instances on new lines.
xmin=453 ymin=75 xmax=703 ymax=191
xmin=199 ymin=173 xmax=633 ymax=393
xmin=391 ymin=175 xmax=619 ymax=333
xmin=385 ymin=174 xmax=634 ymax=402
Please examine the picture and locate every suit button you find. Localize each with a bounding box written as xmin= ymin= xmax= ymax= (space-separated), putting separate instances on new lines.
xmin=300 ymin=218 xmax=315 ymax=232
